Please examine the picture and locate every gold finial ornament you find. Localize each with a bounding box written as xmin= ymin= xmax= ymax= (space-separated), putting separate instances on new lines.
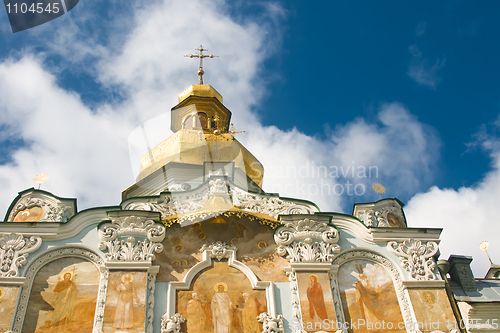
xmin=185 ymin=45 xmax=218 ymax=84
xmin=372 ymin=183 xmax=386 ymax=199
xmin=34 ymin=173 xmax=49 ymax=189
xmin=230 ymin=123 xmax=245 ymax=136
xmin=480 ymin=241 xmax=494 ymax=264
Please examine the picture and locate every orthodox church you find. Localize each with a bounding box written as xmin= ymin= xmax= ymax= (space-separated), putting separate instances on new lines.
xmin=0 ymin=51 xmax=499 ymax=333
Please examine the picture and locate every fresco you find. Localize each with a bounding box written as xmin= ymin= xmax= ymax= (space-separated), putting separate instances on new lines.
xmin=409 ymin=289 xmax=457 ymax=332
xmin=103 ymin=271 xmax=147 ymax=333
xmin=21 ymin=257 xmax=100 ymax=333
xmin=296 ymin=272 xmax=337 ymax=332
xmin=338 ymin=260 xmax=405 ymax=333
xmin=177 ymin=261 xmax=267 ymax=333
xmin=0 ymin=286 xmax=18 ymax=331
xmin=155 ymin=217 xmax=287 ymax=282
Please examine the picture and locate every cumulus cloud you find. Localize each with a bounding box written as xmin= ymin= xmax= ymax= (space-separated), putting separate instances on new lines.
xmin=405 ymin=121 xmax=500 ymax=276
xmin=407 ymin=44 xmax=445 ymax=89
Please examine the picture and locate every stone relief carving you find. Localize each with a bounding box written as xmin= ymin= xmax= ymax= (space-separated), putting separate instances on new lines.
xmin=365 ymin=206 xmax=405 ymax=227
xmin=7 ymin=195 xmax=73 ymax=222
xmin=274 ymin=218 xmax=340 ymax=263
xmin=12 ymin=247 xmax=105 ymax=333
xmin=161 ymin=313 xmax=185 ymax=333
xmin=124 ymin=187 xmax=209 ymax=219
xmin=98 ymin=216 xmax=166 ymax=262
xmin=146 ymin=272 xmax=157 ymax=333
xmin=200 ymin=241 xmax=237 ymax=261
xmin=93 ymin=267 xmax=109 ymax=333
xmin=209 ymin=178 xmax=229 ymax=195
xmin=231 ymin=187 xmax=316 ymax=219
xmin=286 ymin=271 xmax=303 ymax=333
xmin=332 ymin=250 xmax=415 ymax=332
xmin=0 ymin=233 xmax=42 ymax=278
xmin=388 ymin=239 xmax=438 ymax=281
xmin=257 ymin=313 xmax=285 ymax=333
xmin=328 ymin=271 xmax=347 ymax=327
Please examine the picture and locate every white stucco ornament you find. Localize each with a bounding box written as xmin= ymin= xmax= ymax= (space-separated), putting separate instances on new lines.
xmin=274 ymin=218 xmax=340 ymax=263
xmin=200 ymin=241 xmax=237 ymax=261
xmin=98 ymin=215 xmax=165 ymax=262
xmin=0 ymin=233 xmax=42 ymax=278
xmin=161 ymin=313 xmax=185 ymax=333
xmin=258 ymin=313 xmax=285 ymax=333
xmin=388 ymin=239 xmax=438 ymax=280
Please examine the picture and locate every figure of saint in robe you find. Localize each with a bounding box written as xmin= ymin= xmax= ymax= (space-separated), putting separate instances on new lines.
xmin=113 ymin=273 xmax=140 ymax=329
xmin=211 ymin=283 xmax=232 ymax=333
xmin=306 ymin=275 xmax=328 ymax=321
xmin=241 ymin=293 xmax=260 ymax=333
xmin=51 ymin=272 xmax=78 ymax=328
xmin=186 ymin=292 xmax=206 ymax=333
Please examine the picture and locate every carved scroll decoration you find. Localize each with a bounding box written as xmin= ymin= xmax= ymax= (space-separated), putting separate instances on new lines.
xmin=7 ymin=196 xmax=73 ymax=222
xmin=161 ymin=313 xmax=185 ymax=333
xmin=231 ymin=187 xmax=316 ymax=219
xmin=98 ymin=216 xmax=166 ymax=262
xmin=274 ymin=218 xmax=340 ymax=263
xmin=200 ymin=241 xmax=236 ymax=261
xmin=0 ymin=233 xmax=42 ymax=278
xmin=387 ymin=239 xmax=438 ymax=280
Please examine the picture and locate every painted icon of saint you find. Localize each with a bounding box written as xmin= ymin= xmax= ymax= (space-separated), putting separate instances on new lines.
xmin=241 ymin=293 xmax=260 ymax=333
xmin=51 ymin=271 xmax=78 ymax=327
xmin=307 ymin=274 xmax=328 ymax=321
xmin=186 ymin=292 xmax=205 ymax=332
xmin=211 ymin=282 xmax=232 ymax=333
xmin=113 ymin=273 xmax=140 ymax=329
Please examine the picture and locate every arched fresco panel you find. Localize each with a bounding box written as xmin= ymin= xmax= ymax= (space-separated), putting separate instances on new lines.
xmin=338 ymin=259 xmax=405 ymax=333
xmin=177 ymin=261 xmax=267 ymax=333
xmin=21 ymin=257 xmax=100 ymax=333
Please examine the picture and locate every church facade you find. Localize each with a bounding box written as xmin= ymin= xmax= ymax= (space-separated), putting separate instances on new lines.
xmin=0 ymin=82 xmax=497 ymax=333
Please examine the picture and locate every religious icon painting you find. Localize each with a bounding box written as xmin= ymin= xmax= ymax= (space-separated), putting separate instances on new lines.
xmin=21 ymin=257 xmax=100 ymax=333
xmin=177 ymin=261 xmax=267 ymax=333
xmin=295 ymin=272 xmax=337 ymax=332
xmin=102 ymin=271 xmax=147 ymax=333
xmin=338 ymin=259 xmax=405 ymax=333
xmin=408 ymin=289 xmax=457 ymax=332
xmin=0 ymin=286 xmax=19 ymax=331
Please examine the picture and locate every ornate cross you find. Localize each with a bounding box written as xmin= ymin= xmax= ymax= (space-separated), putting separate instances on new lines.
xmin=230 ymin=123 xmax=245 ymax=136
xmin=185 ymin=45 xmax=218 ymax=84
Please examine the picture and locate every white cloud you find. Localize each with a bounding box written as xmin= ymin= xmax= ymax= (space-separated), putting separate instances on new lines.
xmin=1 ymin=0 xmax=486 ymax=281
xmin=407 ymin=44 xmax=445 ymax=89
xmin=405 ymin=125 xmax=500 ymax=277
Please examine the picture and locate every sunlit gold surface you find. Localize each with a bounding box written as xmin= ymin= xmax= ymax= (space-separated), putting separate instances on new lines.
xmin=178 ymin=84 xmax=222 ymax=103
xmin=138 ymin=129 xmax=264 ymax=186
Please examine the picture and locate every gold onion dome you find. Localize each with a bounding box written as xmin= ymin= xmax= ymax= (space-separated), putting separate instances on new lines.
xmin=137 ymin=84 xmax=264 ymax=188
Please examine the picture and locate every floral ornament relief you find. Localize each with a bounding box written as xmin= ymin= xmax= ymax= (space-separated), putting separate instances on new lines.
xmin=274 ymin=218 xmax=340 ymax=263
xmin=161 ymin=313 xmax=185 ymax=333
xmin=98 ymin=216 xmax=166 ymax=262
xmin=387 ymin=239 xmax=438 ymax=280
xmin=0 ymin=233 xmax=42 ymax=277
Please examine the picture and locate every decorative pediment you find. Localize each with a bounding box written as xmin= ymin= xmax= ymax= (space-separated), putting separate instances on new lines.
xmin=353 ymin=198 xmax=407 ymax=228
xmin=98 ymin=211 xmax=165 ymax=262
xmin=4 ymin=188 xmax=76 ymax=222
xmin=274 ymin=215 xmax=340 ymax=263
xmin=122 ymin=176 xmax=318 ymax=224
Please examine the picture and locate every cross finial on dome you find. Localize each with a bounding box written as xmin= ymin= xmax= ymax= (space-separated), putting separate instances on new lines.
xmin=185 ymin=45 xmax=218 ymax=84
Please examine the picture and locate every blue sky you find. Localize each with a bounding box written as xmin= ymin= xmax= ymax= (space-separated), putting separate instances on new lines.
xmin=0 ymin=0 xmax=498 ymax=275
